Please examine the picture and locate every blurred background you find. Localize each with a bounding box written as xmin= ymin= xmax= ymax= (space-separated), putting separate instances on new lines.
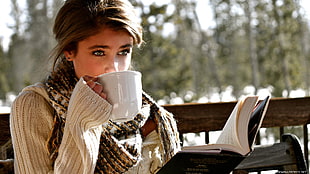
xmin=1 ymin=1 xmax=310 ymax=167
xmin=0 ymin=0 xmax=310 ymax=107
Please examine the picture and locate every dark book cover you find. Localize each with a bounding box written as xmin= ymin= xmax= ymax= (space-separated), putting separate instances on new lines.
xmin=157 ymin=151 xmax=245 ymax=174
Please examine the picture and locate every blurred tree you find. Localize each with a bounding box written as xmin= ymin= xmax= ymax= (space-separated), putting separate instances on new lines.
xmin=257 ymin=0 xmax=304 ymax=97
xmin=209 ymin=0 xmax=250 ymax=98
xmin=5 ymin=0 xmax=24 ymax=94
xmin=208 ymin=0 xmax=306 ymax=98
xmin=1 ymin=0 xmax=309 ymax=102
xmin=8 ymin=0 xmax=59 ymax=92
xmin=242 ymin=0 xmax=260 ymax=95
xmin=295 ymin=0 xmax=310 ymax=96
xmin=131 ymin=0 xmax=194 ymax=100
xmin=0 ymin=42 xmax=10 ymax=100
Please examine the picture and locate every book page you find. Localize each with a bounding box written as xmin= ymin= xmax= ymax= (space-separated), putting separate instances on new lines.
xmin=215 ymin=99 xmax=244 ymax=146
xmin=236 ymin=97 xmax=258 ymax=148
xmin=182 ymin=96 xmax=259 ymax=155
xmin=216 ymin=96 xmax=258 ymax=152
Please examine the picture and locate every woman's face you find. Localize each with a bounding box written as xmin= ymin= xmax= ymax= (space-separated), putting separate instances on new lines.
xmin=65 ymin=28 xmax=134 ymax=78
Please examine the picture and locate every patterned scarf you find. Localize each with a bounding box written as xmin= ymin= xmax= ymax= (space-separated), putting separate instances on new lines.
xmin=45 ymin=60 xmax=180 ymax=173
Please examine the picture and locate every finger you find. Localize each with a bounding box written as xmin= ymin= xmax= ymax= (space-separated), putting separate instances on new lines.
xmin=83 ymin=76 xmax=106 ymax=99
xmin=86 ymin=80 xmax=96 ymax=89
xmin=93 ymin=82 xmax=103 ymax=94
xmin=100 ymin=92 xmax=107 ymax=99
xmin=92 ymin=77 xmax=99 ymax=82
xmin=83 ymin=75 xmax=94 ymax=82
xmin=83 ymin=75 xmax=98 ymax=82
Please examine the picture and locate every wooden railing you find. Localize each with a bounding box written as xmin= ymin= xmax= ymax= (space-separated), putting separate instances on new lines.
xmin=0 ymin=112 xmax=10 ymax=159
xmin=163 ymin=97 xmax=310 ymax=167
xmin=1 ymin=97 xmax=310 ymax=167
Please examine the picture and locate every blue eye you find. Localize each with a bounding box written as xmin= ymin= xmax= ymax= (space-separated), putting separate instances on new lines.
xmin=93 ymin=50 xmax=105 ymax=56
xmin=118 ymin=49 xmax=131 ymax=56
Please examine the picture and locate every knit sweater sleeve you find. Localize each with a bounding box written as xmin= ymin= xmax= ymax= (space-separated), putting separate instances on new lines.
xmin=10 ymin=85 xmax=55 ymax=173
xmin=53 ymin=78 xmax=113 ymax=173
xmin=10 ymin=79 xmax=113 ymax=174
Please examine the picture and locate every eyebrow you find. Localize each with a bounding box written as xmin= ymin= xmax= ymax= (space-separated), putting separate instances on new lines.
xmin=88 ymin=44 xmax=133 ymax=50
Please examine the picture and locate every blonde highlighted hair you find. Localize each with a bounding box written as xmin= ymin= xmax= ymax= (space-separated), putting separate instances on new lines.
xmin=51 ymin=0 xmax=143 ymax=71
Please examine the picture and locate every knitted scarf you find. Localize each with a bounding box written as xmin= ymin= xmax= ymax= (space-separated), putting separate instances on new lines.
xmin=45 ymin=60 xmax=180 ymax=173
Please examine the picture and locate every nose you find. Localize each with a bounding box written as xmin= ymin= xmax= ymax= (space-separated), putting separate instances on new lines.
xmin=104 ymin=56 xmax=118 ymax=73
xmin=104 ymin=64 xmax=117 ymax=73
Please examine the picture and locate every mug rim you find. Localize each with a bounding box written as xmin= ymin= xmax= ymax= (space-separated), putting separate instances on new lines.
xmin=97 ymin=70 xmax=141 ymax=77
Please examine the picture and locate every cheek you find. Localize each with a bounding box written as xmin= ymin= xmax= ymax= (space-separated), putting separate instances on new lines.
xmin=73 ymin=58 xmax=106 ymax=77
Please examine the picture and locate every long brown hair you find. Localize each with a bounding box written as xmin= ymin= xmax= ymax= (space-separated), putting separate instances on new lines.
xmin=50 ymin=0 xmax=143 ymax=71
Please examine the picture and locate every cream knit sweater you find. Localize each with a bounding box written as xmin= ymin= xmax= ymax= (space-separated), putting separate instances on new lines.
xmin=10 ymin=79 xmax=163 ymax=174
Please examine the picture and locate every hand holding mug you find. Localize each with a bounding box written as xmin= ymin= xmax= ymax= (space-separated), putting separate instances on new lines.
xmin=83 ymin=76 xmax=107 ymax=99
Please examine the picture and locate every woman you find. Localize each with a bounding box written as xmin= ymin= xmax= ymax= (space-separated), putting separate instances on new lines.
xmin=10 ymin=0 xmax=181 ymax=173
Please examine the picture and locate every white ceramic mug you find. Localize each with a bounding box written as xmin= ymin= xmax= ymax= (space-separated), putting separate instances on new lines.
xmin=97 ymin=71 xmax=142 ymax=122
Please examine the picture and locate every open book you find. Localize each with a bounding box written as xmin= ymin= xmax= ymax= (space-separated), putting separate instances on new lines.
xmin=182 ymin=95 xmax=270 ymax=155
xmin=157 ymin=96 xmax=270 ymax=174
